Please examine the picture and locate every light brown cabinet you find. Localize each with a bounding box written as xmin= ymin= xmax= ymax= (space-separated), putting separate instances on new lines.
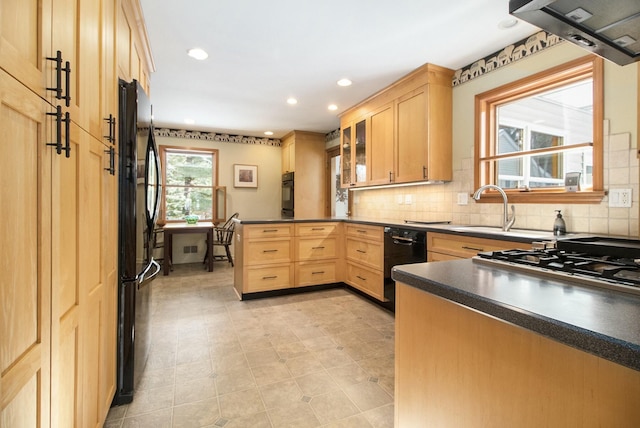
xmin=295 ymin=223 xmax=343 ymax=287
xmin=340 ymin=63 xmax=454 ymax=188
xmin=234 ymin=224 xmax=295 ymax=294
xmin=280 ymin=131 xmax=326 ymax=218
xmin=427 ymin=232 xmax=524 ymax=261
xmin=344 ymin=224 xmax=385 ymax=301
xmin=0 ymin=0 xmax=128 ymax=426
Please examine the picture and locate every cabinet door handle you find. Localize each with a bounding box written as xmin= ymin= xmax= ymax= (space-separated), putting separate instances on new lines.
xmin=262 ymin=275 xmax=277 ymax=280
xmin=62 ymin=111 xmax=70 ymax=158
xmin=104 ymin=114 xmax=116 ymax=144
xmin=62 ymin=60 xmax=71 ymax=107
xmin=423 ymin=166 xmax=428 ymax=179
xmin=356 ymin=275 xmax=367 ymax=281
xmin=104 ymin=146 xmax=115 ymax=175
xmin=389 ymin=171 xmax=394 ymax=182
xmin=46 ymin=50 xmax=63 ymax=100
xmin=46 ymin=105 xmax=63 ymax=155
xmin=311 ymin=246 xmax=325 ymax=250
xmin=462 ymin=246 xmax=484 ymax=252
xmin=262 ymin=249 xmax=278 ymax=253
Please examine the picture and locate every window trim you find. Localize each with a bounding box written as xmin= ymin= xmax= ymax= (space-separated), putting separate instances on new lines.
xmin=159 ymin=145 xmax=219 ymax=223
xmin=474 ymin=55 xmax=605 ymax=204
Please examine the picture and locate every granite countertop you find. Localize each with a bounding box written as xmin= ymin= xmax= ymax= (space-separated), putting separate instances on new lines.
xmin=233 ymin=216 xmax=590 ymax=244
xmin=392 ymin=259 xmax=640 ymax=372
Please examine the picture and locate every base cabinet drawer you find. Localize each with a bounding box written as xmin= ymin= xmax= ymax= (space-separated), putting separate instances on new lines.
xmin=296 ymin=261 xmax=338 ymax=287
xmin=295 ymin=222 xmax=339 ymax=237
xmin=345 ymin=238 xmax=382 ymax=269
xmin=246 ymin=239 xmax=292 ymax=265
xmin=245 ymin=224 xmax=293 ymax=239
xmin=346 ymin=262 xmax=384 ymax=301
xmin=427 ymin=232 xmax=522 ymax=259
xmin=297 ymin=237 xmax=338 ymax=260
xmin=245 ymin=264 xmax=293 ymax=292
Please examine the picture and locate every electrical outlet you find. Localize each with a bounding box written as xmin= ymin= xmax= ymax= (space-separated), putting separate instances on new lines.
xmin=609 ymin=188 xmax=632 ymax=208
xmin=457 ymin=193 xmax=469 ymax=205
xmin=404 ymin=194 xmax=413 ymax=204
xmin=396 ymin=195 xmax=403 ymax=204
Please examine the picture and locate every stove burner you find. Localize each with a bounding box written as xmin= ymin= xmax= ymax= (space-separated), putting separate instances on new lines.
xmin=477 ymin=248 xmax=640 ymax=291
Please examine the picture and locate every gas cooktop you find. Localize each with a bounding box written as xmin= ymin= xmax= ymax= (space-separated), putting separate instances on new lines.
xmin=473 ymin=237 xmax=640 ymax=296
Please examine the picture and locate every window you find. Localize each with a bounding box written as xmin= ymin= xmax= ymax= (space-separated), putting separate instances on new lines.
xmin=160 ymin=146 xmax=219 ymax=222
xmin=475 ymin=55 xmax=604 ymax=203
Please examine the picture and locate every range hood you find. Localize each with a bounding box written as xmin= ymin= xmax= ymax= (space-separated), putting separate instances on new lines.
xmin=510 ymin=0 xmax=640 ymax=65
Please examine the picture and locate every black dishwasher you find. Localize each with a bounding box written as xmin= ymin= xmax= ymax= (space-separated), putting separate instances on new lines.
xmin=383 ymin=227 xmax=426 ymax=311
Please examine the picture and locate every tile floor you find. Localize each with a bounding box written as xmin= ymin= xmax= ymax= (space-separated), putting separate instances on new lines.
xmin=104 ymin=262 xmax=395 ymax=427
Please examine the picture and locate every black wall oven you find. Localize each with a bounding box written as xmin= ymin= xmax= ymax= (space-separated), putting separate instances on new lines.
xmin=282 ymin=172 xmax=294 ymax=218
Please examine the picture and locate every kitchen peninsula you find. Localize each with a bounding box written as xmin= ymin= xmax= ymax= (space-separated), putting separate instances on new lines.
xmin=392 ymin=259 xmax=640 ymax=427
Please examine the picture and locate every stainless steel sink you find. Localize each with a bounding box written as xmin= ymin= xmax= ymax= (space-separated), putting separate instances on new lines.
xmin=449 ymin=226 xmax=556 ymax=240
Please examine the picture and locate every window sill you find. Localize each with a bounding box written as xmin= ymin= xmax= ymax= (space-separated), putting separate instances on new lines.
xmin=471 ymin=190 xmax=606 ymax=204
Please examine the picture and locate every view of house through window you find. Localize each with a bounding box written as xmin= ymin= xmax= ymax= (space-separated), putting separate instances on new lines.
xmin=475 ymin=55 xmax=603 ymax=203
xmin=495 ymin=79 xmax=593 ymax=189
xmin=160 ymin=146 xmax=218 ymax=221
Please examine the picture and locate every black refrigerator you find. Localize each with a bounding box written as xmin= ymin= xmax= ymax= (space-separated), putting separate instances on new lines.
xmin=112 ymin=79 xmax=162 ymax=405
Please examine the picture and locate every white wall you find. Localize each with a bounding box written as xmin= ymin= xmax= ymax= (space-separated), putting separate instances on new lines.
xmin=157 ymin=134 xmax=282 ymax=264
xmin=351 ymin=42 xmax=639 ymax=237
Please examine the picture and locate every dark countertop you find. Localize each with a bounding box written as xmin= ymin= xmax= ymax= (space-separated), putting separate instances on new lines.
xmin=392 ymin=259 xmax=640 ymax=372
xmin=233 ymin=216 xmax=590 ymax=244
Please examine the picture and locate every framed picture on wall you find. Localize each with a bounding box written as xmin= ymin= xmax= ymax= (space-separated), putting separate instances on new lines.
xmin=233 ymin=164 xmax=258 ymax=188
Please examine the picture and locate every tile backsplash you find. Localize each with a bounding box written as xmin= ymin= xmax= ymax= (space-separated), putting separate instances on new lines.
xmin=351 ymin=129 xmax=639 ymax=238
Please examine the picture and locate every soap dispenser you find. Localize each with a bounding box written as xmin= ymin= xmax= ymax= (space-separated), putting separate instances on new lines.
xmin=553 ymin=210 xmax=566 ymax=236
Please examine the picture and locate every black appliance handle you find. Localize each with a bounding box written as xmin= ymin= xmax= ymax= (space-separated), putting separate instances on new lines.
xmin=121 ymin=258 xmax=161 ymax=288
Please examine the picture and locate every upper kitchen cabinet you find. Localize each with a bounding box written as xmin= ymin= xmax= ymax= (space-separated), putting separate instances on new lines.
xmin=118 ymin=0 xmax=154 ymax=94
xmin=339 ymin=62 xmax=454 ymax=188
xmin=281 ymin=136 xmax=295 ymax=173
xmin=340 ymin=117 xmax=368 ymax=187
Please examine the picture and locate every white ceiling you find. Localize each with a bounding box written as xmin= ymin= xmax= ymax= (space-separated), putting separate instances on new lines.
xmin=139 ymin=0 xmax=539 ymax=139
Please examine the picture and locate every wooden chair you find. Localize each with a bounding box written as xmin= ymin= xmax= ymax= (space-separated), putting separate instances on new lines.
xmin=204 ymin=212 xmax=239 ymax=267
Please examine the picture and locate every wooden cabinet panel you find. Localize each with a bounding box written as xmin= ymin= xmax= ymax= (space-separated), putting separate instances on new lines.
xmin=395 ymin=87 xmax=427 ymax=183
xmin=245 ymin=224 xmax=293 ymax=239
xmin=368 ymin=103 xmax=395 ymax=185
xmin=0 ymin=70 xmax=51 ymax=428
xmin=246 ymin=264 xmax=293 ymax=292
xmin=0 ymin=0 xmax=51 ymax=97
xmin=396 ymin=282 xmax=640 ymax=427
xmin=245 ymin=239 xmax=293 ymax=265
xmin=345 ymin=238 xmax=382 ymax=271
xmin=295 ymin=222 xmax=339 ymax=237
xmin=297 ymin=237 xmax=338 ymax=261
xmin=346 ymin=262 xmax=384 ymax=301
xmin=345 ymin=224 xmax=383 ymax=241
xmin=296 ymin=261 xmax=339 ymax=287
xmin=427 ymin=232 xmax=524 ymax=260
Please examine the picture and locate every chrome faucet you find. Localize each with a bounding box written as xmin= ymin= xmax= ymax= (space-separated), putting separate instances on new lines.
xmin=472 ymin=184 xmax=516 ymax=232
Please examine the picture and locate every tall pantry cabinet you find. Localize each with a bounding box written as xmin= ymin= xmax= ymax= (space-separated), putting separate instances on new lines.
xmin=0 ymin=0 xmax=150 ymax=426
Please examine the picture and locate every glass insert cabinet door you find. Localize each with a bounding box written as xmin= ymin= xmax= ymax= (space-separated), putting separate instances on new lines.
xmin=340 ymin=118 xmax=367 ymax=187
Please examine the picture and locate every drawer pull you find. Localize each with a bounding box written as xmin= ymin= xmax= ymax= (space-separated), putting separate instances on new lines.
xmin=311 ymin=227 xmax=325 ymax=231
xmin=312 ymin=246 xmax=325 ymax=250
xmin=262 ymin=275 xmax=277 ymax=280
xmin=262 ymin=249 xmax=279 ymax=253
xmin=311 ymin=271 xmax=325 ymax=275
xmin=356 ymin=229 xmax=368 ymax=234
xmin=262 ymin=229 xmax=278 ymax=233
xmin=356 ymin=275 xmax=367 ymax=281
xmin=356 ymin=249 xmax=366 ymax=254
xmin=462 ymin=246 xmax=484 ymax=252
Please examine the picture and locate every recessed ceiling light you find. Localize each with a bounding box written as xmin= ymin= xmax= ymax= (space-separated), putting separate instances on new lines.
xmin=187 ymin=48 xmax=208 ymax=60
xmin=498 ymin=18 xmax=518 ymax=29
xmin=337 ymin=78 xmax=352 ymax=87
xmin=328 ymin=104 xmax=338 ymax=111
xmin=287 ymin=97 xmax=298 ymax=105
xmin=184 ymin=118 xmax=195 ymax=125
xmin=264 ymin=131 xmax=274 ymax=136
